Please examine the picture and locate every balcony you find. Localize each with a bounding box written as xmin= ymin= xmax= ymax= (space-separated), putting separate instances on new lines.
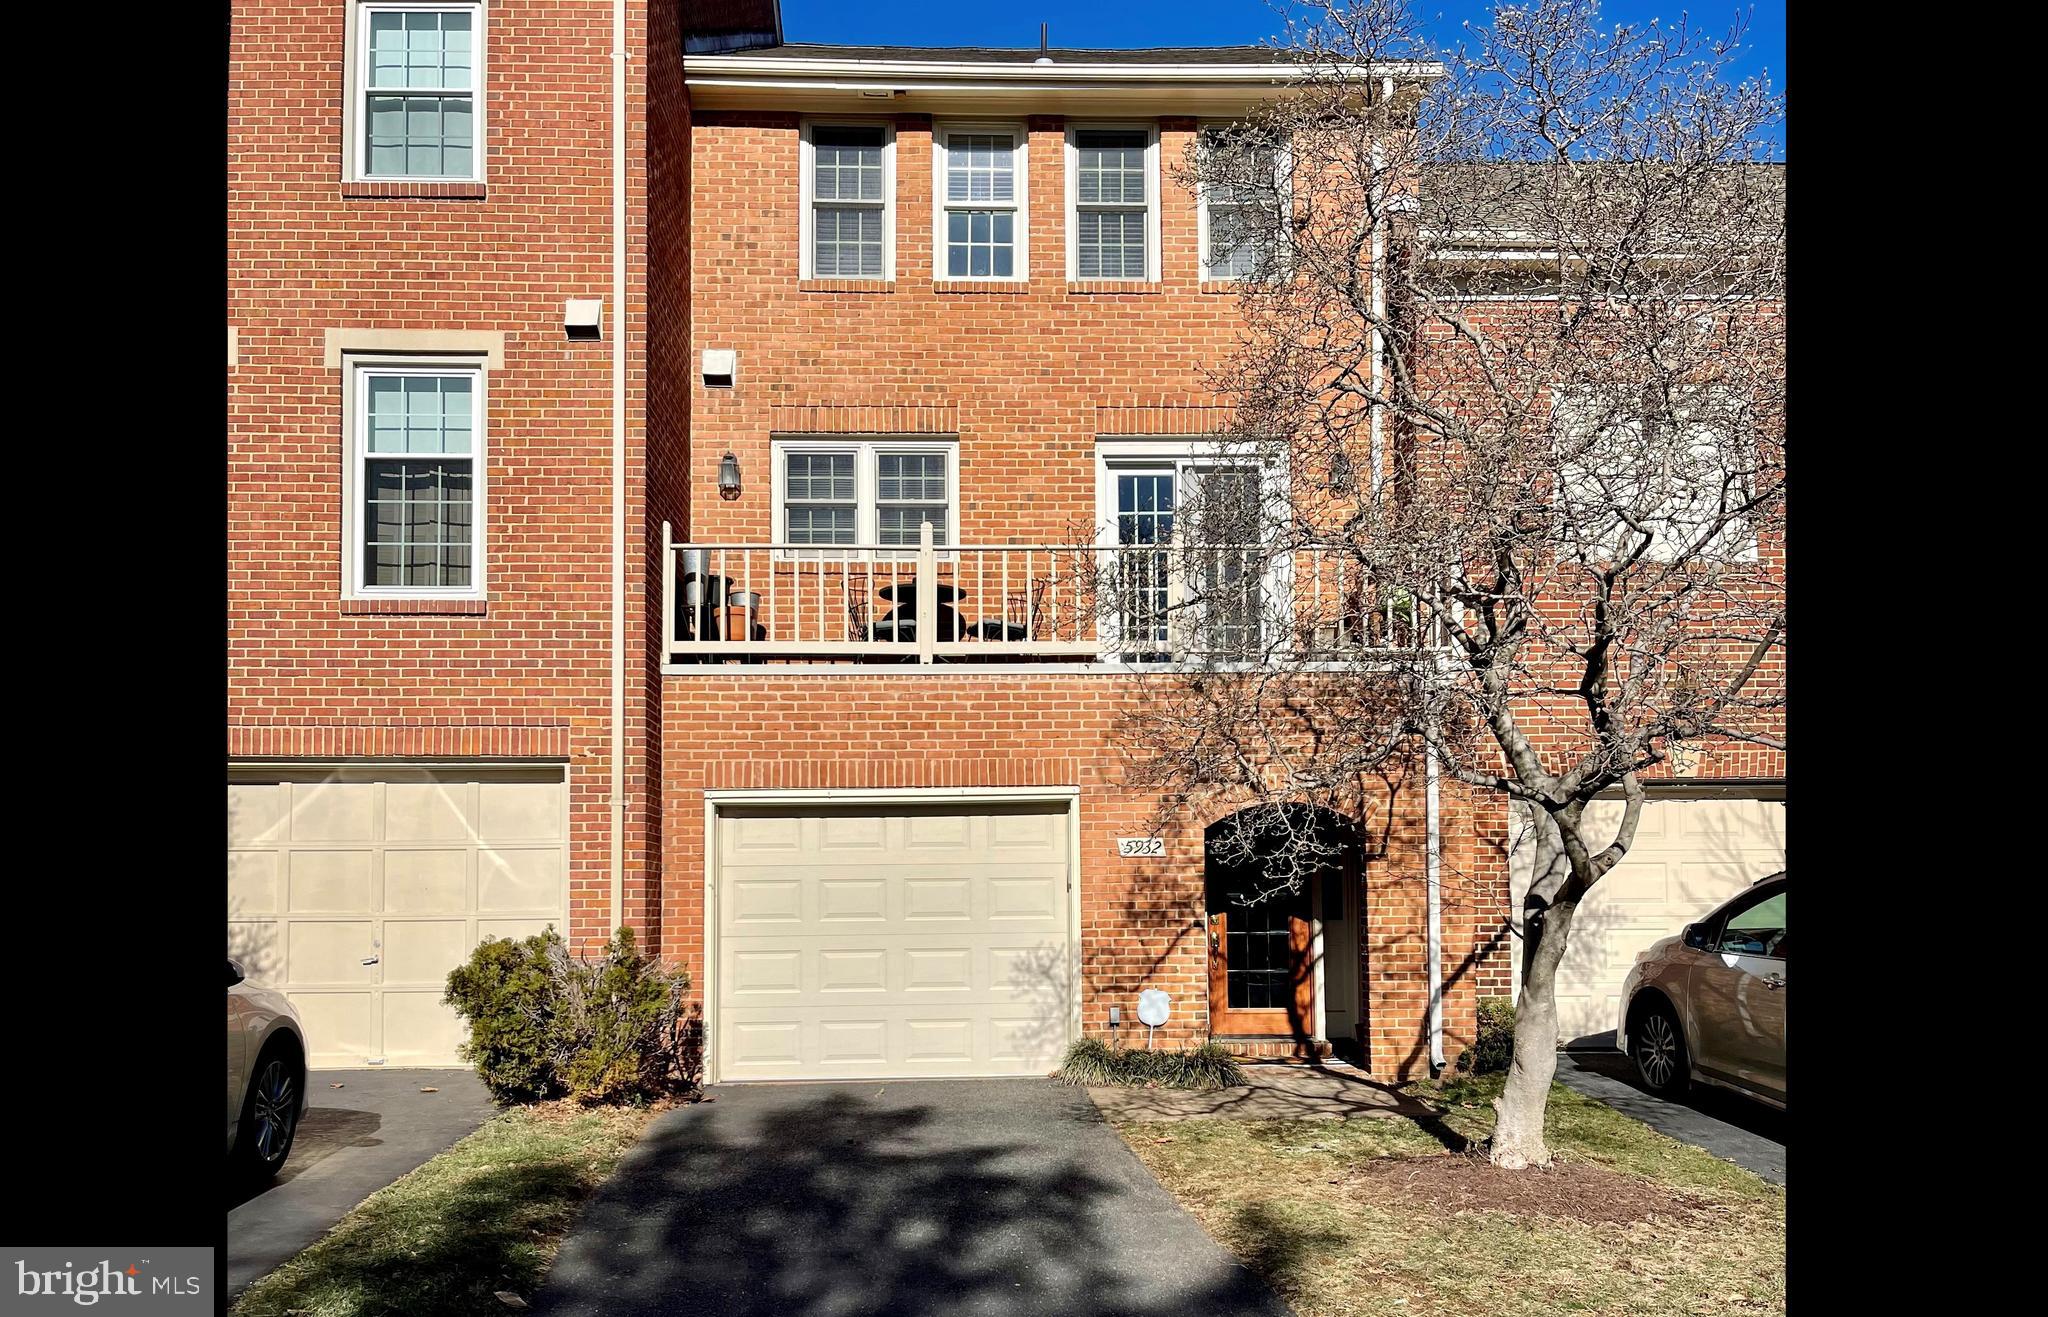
xmin=661 ymin=521 xmax=1446 ymax=668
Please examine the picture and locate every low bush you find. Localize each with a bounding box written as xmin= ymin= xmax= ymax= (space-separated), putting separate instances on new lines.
xmin=1055 ymin=1036 xmax=1246 ymax=1090
xmin=444 ymin=926 xmax=697 ymax=1105
xmin=1455 ymin=996 xmax=1517 ymax=1075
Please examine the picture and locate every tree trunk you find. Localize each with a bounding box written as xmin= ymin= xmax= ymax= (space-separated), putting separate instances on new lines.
xmin=1490 ymin=894 xmax=1577 ymax=1169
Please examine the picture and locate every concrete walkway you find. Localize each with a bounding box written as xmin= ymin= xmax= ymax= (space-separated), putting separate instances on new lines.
xmin=1088 ymin=1060 xmax=1427 ymax=1123
xmin=226 ymin=1068 xmax=498 ymax=1299
xmin=1556 ymin=1051 xmax=1786 ymax=1185
xmin=533 ymin=1078 xmax=1292 ymax=1317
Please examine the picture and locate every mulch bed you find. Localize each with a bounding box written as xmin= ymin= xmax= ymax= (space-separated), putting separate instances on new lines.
xmin=1349 ymin=1152 xmax=1712 ymax=1225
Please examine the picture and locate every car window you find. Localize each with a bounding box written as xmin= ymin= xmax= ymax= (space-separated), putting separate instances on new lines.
xmin=1716 ymin=890 xmax=1786 ymax=959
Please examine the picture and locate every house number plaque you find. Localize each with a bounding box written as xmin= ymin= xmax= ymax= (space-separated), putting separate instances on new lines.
xmin=1116 ymin=837 xmax=1166 ymax=857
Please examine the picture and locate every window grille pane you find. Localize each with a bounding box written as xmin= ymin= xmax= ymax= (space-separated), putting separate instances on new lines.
xmin=877 ymin=506 xmax=948 ymax=546
xmin=366 ymin=92 xmax=473 ymax=177
xmin=1077 ymin=209 xmax=1146 ymax=279
xmin=786 ymin=451 xmax=855 ymax=501
xmin=944 ymin=209 xmax=1014 ymax=279
xmin=877 ymin=452 xmax=946 ymax=501
xmin=813 ymin=126 xmax=885 ymax=202
xmin=1076 ymin=130 xmax=1147 ymax=204
xmin=366 ymin=374 xmax=473 ymax=454
xmin=946 ymin=133 xmax=1015 ymax=203
xmin=367 ymin=9 xmax=472 ymax=91
xmin=814 ymin=207 xmax=883 ymax=278
xmin=364 ymin=458 xmax=472 ymax=587
xmin=786 ymin=505 xmax=857 ymax=545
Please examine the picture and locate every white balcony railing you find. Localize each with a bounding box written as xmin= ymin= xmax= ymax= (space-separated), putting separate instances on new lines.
xmin=661 ymin=521 xmax=1446 ymax=666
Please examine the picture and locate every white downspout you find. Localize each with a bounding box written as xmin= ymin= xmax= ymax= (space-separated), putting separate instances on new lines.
xmin=607 ymin=0 xmax=628 ymax=935
xmin=1424 ymin=668 xmax=1445 ymax=1071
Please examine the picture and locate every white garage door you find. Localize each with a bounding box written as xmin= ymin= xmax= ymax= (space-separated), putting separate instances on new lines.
xmin=1511 ymin=794 xmax=1785 ymax=1045
xmin=228 ymin=766 xmax=570 ymax=1068
xmin=715 ymin=801 xmax=1073 ymax=1082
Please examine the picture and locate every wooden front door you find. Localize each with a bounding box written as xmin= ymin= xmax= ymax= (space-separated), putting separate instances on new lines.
xmin=1207 ymin=876 xmax=1315 ymax=1037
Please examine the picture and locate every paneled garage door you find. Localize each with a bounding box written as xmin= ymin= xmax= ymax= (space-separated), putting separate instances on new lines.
xmin=715 ymin=801 xmax=1074 ymax=1082
xmin=1511 ymin=794 xmax=1786 ymax=1045
xmin=228 ymin=766 xmax=570 ymax=1068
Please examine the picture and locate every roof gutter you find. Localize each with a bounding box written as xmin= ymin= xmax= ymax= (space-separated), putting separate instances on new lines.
xmin=683 ymin=54 xmax=1444 ymax=82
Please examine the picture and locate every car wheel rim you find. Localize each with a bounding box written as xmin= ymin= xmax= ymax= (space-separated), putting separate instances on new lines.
xmin=1637 ymin=1014 xmax=1677 ymax=1087
xmin=252 ymin=1060 xmax=296 ymax=1163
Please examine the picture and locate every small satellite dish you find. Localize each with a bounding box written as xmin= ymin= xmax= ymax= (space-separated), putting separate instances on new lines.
xmin=1137 ymin=989 xmax=1170 ymax=1028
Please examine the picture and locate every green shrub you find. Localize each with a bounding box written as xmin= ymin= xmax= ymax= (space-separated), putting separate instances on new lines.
xmin=1055 ymin=1037 xmax=1246 ymax=1090
xmin=444 ymin=926 xmax=695 ymax=1105
xmin=1455 ymin=995 xmax=1517 ymax=1075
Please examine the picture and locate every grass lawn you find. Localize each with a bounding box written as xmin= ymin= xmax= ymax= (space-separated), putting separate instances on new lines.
xmin=232 ymin=1102 xmax=660 ymax=1317
xmin=1115 ymin=1075 xmax=1785 ymax=1317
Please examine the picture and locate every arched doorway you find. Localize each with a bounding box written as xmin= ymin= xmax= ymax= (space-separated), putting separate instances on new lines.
xmin=1204 ymin=806 xmax=1363 ymax=1051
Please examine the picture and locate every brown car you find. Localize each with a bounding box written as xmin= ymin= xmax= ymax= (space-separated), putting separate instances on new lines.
xmin=1617 ymin=873 xmax=1786 ymax=1109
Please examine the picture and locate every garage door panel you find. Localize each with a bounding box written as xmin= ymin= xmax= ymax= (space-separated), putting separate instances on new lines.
xmin=229 ymin=852 xmax=281 ymax=915
xmin=385 ymin=850 xmax=469 ymax=912
xmin=717 ymin=803 xmax=1073 ymax=1081
xmin=382 ymin=920 xmax=469 ymax=985
xmin=230 ymin=767 xmax=568 ymax=1068
xmin=381 ymin=991 xmax=467 ymax=1067
xmin=288 ymin=851 xmax=374 ymax=913
xmin=229 ymin=784 xmax=287 ymax=846
xmin=478 ymin=847 xmax=563 ymax=914
xmin=385 ymin=782 xmax=477 ymax=842
xmin=289 ymin=782 xmax=377 ymax=842
xmin=295 ymin=993 xmax=375 ymax=1069
xmin=229 ymin=920 xmax=282 ymax=982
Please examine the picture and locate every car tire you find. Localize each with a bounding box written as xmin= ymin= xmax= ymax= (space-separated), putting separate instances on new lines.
xmin=1630 ymin=998 xmax=1690 ymax=1096
xmin=234 ymin=1040 xmax=303 ymax=1180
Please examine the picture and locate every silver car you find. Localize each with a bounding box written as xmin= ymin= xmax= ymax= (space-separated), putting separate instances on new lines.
xmin=1617 ymin=873 xmax=1786 ymax=1108
xmin=227 ymin=958 xmax=310 ymax=1178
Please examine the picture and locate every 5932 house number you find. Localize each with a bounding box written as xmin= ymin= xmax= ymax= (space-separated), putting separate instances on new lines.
xmin=1116 ymin=837 xmax=1165 ymax=857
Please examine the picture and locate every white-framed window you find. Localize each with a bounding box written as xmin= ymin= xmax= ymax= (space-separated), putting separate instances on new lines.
xmin=346 ymin=2 xmax=484 ymax=182
xmin=1093 ymin=440 xmax=1286 ymax=661
xmin=341 ymin=357 xmax=487 ymax=597
xmin=1550 ymin=385 xmax=1760 ymax=563
xmin=1197 ymin=123 xmax=1290 ymax=281
xmin=932 ymin=123 xmax=1028 ymax=281
xmin=800 ymin=120 xmax=895 ymax=280
xmin=1066 ymin=124 xmax=1159 ymax=281
xmin=773 ymin=437 xmax=958 ymax=550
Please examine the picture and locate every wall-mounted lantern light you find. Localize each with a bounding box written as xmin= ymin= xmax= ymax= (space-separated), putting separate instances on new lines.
xmin=717 ymin=450 xmax=743 ymax=500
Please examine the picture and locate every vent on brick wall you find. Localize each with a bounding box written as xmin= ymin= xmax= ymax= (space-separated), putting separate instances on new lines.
xmin=564 ymin=298 xmax=603 ymax=341
xmin=702 ymin=348 xmax=737 ymax=388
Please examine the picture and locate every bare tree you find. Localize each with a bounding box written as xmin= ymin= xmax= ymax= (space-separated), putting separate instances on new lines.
xmin=1121 ymin=0 xmax=1785 ymax=1169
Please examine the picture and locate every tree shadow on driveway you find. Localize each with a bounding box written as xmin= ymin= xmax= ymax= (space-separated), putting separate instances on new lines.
xmin=533 ymin=1079 xmax=1292 ymax=1317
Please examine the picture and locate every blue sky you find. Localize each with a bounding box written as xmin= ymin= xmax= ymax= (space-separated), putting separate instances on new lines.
xmin=776 ymin=1 xmax=1785 ymax=93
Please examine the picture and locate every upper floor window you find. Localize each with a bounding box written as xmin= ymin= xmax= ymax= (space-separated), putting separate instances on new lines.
xmin=1198 ymin=125 xmax=1288 ymax=281
xmin=1552 ymin=384 xmax=1760 ymax=563
xmin=933 ymin=125 xmax=1028 ymax=280
xmin=802 ymin=122 xmax=894 ymax=280
xmin=351 ymin=3 xmax=483 ymax=181
xmin=1067 ymin=126 xmax=1158 ymax=281
xmin=774 ymin=438 xmax=957 ymax=549
xmin=343 ymin=359 xmax=486 ymax=598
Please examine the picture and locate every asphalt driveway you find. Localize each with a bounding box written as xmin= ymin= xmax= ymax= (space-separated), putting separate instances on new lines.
xmin=533 ymin=1078 xmax=1292 ymax=1317
xmin=1556 ymin=1049 xmax=1786 ymax=1184
xmin=226 ymin=1068 xmax=498 ymax=1299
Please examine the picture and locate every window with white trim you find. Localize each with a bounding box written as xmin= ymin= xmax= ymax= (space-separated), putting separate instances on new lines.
xmin=1198 ymin=124 xmax=1288 ymax=280
xmin=1068 ymin=126 xmax=1158 ymax=281
xmin=1551 ymin=385 xmax=1759 ymax=563
xmin=775 ymin=438 xmax=957 ymax=548
xmin=802 ymin=122 xmax=893 ymax=279
xmin=344 ymin=359 xmax=486 ymax=596
xmin=934 ymin=126 xmax=1027 ymax=280
xmin=352 ymin=2 xmax=482 ymax=181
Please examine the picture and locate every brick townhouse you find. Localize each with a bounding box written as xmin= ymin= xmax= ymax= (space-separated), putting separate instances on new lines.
xmin=227 ymin=0 xmax=1783 ymax=1081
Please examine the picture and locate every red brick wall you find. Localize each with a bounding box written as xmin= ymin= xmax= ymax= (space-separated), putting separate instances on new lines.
xmin=662 ymin=672 xmax=1474 ymax=1080
xmin=227 ymin=0 xmax=668 ymax=950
